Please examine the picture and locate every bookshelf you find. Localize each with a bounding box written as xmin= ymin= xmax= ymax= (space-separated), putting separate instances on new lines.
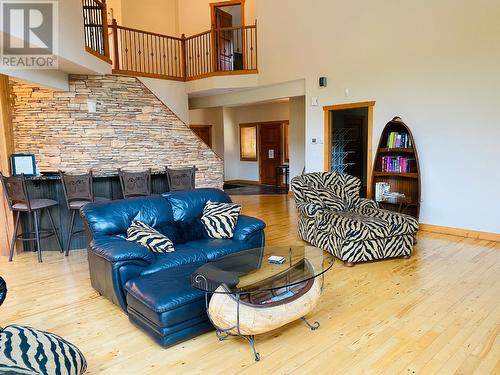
xmin=372 ymin=117 xmax=420 ymax=219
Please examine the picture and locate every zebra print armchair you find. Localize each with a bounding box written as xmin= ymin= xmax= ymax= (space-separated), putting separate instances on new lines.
xmin=0 ymin=276 xmax=87 ymax=374
xmin=291 ymin=172 xmax=418 ymax=266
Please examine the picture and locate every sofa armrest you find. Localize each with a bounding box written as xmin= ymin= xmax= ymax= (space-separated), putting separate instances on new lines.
xmin=90 ymin=235 xmax=156 ymax=264
xmin=233 ymin=215 xmax=266 ymax=241
xmin=296 ymin=202 xmax=324 ymax=218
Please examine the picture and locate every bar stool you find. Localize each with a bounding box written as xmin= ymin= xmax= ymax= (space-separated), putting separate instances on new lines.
xmin=59 ymin=170 xmax=109 ymax=256
xmin=0 ymin=172 xmax=63 ymax=263
xmin=118 ymin=168 xmax=152 ymax=198
xmin=165 ymin=165 xmax=196 ymax=191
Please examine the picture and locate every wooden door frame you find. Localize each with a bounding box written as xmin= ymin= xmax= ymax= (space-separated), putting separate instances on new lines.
xmin=189 ymin=124 xmax=212 ymax=148
xmin=323 ymin=101 xmax=376 ymax=198
xmin=239 ymin=120 xmax=288 ymax=184
xmin=210 ymin=0 xmax=246 ymax=70
xmin=210 ymin=0 xmax=245 ymax=28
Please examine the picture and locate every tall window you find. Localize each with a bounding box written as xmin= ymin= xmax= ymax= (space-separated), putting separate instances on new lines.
xmin=240 ymin=124 xmax=257 ymax=161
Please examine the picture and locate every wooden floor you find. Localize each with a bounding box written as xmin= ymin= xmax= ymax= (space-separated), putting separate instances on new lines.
xmin=0 ymin=195 xmax=499 ymax=374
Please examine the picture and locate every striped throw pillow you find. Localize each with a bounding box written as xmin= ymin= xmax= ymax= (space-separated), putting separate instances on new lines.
xmin=0 ymin=324 xmax=87 ymax=375
xmin=126 ymin=220 xmax=175 ymax=253
xmin=201 ymin=200 xmax=241 ymax=239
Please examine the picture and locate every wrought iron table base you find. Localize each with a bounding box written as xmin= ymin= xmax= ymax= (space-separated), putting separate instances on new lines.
xmin=211 ymin=311 xmax=321 ymax=361
xmin=196 ymin=273 xmax=322 ymax=362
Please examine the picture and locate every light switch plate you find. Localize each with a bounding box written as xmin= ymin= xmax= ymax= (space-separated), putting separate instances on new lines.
xmin=87 ymin=100 xmax=97 ymax=113
xmin=311 ymin=96 xmax=319 ymax=106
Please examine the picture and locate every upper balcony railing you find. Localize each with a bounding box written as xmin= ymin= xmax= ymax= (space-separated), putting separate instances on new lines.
xmin=108 ymin=20 xmax=258 ymax=81
xmin=82 ymin=0 xmax=111 ymax=63
xmin=81 ymin=1 xmax=257 ymax=80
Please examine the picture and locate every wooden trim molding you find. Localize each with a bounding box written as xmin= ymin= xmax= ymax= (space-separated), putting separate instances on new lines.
xmin=419 ymin=224 xmax=500 ymax=242
xmin=224 ymin=179 xmax=260 ymax=185
xmin=323 ymin=101 xmax=376 ymax=198
xmin=0 ymin=74 xmax=15 ymax=256
xmin=210 ymin=0 xmax=246 ymax=27
xmin=85 ymin=47 xmax=112 ymax=65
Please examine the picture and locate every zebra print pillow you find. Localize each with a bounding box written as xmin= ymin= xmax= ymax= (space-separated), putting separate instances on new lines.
xmin=201 ymin=201 xmax=241 ymax=239
xmin=0 ymin=324 xmax=87 ymax=375
xmin=126 ymin=220 xmax=175 ymax=253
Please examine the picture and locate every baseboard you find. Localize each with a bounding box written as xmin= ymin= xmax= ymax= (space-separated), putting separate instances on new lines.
xmin=224 ymin=179 xmax=261 ymax=186
xmin=419 ymin=223 xmax=500 ymax=242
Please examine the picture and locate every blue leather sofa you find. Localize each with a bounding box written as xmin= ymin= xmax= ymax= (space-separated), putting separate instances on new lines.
xmin=80 ymin=188 xmax=265 ymax=347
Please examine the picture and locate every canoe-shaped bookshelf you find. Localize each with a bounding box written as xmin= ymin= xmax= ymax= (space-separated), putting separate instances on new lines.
xmin=372 ymin=117 xmax=420 ymax=220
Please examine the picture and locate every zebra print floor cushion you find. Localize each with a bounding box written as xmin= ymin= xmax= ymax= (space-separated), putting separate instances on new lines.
xmin=127 ymin=220 xmax=175 ymax=253
xmin=0 ymin=324 xmax=87 ymax=375
xmin=201 ymin=200 xmax=241 ymax=239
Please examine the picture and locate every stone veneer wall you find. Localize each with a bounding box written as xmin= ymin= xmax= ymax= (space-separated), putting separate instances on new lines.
xmin=10 ymin=75 xmax=223 ymax=188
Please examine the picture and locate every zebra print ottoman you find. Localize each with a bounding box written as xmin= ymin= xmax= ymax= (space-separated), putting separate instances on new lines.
xmin=0 ymin=324 xmax=87 ymax=375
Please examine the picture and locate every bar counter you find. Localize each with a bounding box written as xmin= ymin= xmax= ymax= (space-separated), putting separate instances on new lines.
xmin=21 ymin=171 xmax=170 ymax=251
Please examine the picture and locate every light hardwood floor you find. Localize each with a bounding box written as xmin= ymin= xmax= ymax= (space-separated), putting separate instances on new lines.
xmin=0 ymin=195 xmax=499 ymax=374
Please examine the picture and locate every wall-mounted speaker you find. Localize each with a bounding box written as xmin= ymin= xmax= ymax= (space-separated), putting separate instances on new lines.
xmin=319 ymin=77 xmax=327 ymax=87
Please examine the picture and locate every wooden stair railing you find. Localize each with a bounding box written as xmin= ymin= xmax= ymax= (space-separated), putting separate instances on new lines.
xmin=82 ymin=0 xmax=111 ymax=63
xmin=108 ymin=20 xmax=258 ymax=81
xmin=109 ymin=20 xmax=185 ymax=81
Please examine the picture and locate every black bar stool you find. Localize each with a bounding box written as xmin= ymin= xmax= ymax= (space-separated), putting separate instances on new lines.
xmin=118 ymin=168 xmax=152 ymax=198
xmin=165 ymin=165 xmax=196 ymax=191
xmin=0 ymin=172 xmax=63 ymax=263
xmin=59 ymin=170 xmax=109 ymax=256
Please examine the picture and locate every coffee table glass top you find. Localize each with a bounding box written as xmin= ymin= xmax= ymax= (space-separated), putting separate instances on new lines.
xmin=191 ymin=246 xmax=334 ymax=294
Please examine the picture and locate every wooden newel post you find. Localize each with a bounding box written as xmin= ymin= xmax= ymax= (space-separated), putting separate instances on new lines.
xmin=181 ymin=34 xmax=187 ymax=80
xmin=101 ymin=0 xmax=110 ymax=59
xmin=211 ymin=24 xmax=217 ymax=73
xmin=111 ymin=18 xmax=119 ymax=70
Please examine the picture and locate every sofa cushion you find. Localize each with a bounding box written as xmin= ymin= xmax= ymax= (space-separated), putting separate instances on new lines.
xmin=182 ymin=238 xmax=253 ymax=261
xmin=140 ymin=244 xmax=208 ymax=275
xmin=201 ymin=201 xmax=241 ymax=239
xmin=127 ymin=221 xmax=175 ymax=253
xmin=0 ymin=325 xmax=87 ymax=375
xmin=354 ymin=206 xmax=419 ymax=234
xmin=316 ymin=210 xmax=390 ymax=241
xmin=81 ymin=196 xmax=173 ymax=236
xmin=162 ymin=188 xmax=232 ymax=222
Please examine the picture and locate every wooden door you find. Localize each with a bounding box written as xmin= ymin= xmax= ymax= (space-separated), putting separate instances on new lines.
xmin=190 ymin=125 xmax=212 ymax=148
xmin=259 ymin=123 xmax=282 ymax=185
xmin=214 ymin=8 xmax=233 ymax=71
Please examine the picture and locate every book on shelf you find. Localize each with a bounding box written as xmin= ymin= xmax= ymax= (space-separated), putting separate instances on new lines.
xmin=386 ymin=131 xmax=412 ymax=149
xmin=375 ymin=182 xmax=390 ymax=202
xmin=381 ymin=156 xmax=416 ymax=173
xmin=375 ymin=182 xmax=406 ymax=203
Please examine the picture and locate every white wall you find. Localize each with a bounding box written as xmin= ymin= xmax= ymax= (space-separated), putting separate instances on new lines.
xmin=1 ymin=0 xmax=111 ymax=89
xmin=289 ymin=96 xmax=305 ymax=183
xmin=251 ymin=0 xmax=500 ymax=233
xmin=139 ymin=77 xmax=189 ymax=123
xmin=178 ymin=0 xmax=256 ymax=36
xmin=120 ymin=0 xmax=179 ymax=36
xmin=189 ymin=107 xmax=224 ymax=158
xmin=223 ymin=101 xmax=289 ymax=182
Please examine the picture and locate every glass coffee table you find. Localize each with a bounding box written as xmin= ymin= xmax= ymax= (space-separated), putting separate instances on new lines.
xmin=191 ymin=245 xmax=335 ymax=361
